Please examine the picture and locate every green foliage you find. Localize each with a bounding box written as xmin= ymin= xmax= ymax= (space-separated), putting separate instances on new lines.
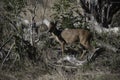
xmin=3 ymin=0 xmax=27 ymax=16
xmin=0 ymin=0 xmax=30 ymax=71
xmin=51 ymin=0 xmax=89 ymax=29
xmin=0 ymin=0 xmax=27 ymax=36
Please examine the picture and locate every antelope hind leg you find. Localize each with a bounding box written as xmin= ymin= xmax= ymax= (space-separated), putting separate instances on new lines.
xmin=61 ymin=42 xmax=65 ymax=57
xmin=80 ymin=50 xmax=87 ymax=59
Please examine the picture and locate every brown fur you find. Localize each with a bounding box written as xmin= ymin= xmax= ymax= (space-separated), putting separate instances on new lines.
xmin=48 ymin=22 xmax=94 ymax=58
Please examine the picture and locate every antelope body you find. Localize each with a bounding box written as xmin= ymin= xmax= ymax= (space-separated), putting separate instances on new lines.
xmin=43 ymin=19 xmax=94 ymax=58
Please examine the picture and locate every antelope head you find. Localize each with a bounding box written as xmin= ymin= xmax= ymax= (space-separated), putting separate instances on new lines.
xmin=43 ymin=19 xmax=58 ymax=32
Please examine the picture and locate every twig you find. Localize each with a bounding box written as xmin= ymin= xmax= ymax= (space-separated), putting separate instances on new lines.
xmin=96 ymin=41 xmax=118 ymax=52
xmin=41 ymin=0 xmax=48 ymax=21
xmin=0 ymin=42 xmax=15 ymax=69
xmin=0 ymin=14 xmax=18 ymax=31
xmin=88 ymin=48 xmax=100 ymax=61
xmin=48 ymin=63 xmax=78 ymax=69
xmin=31 ymin=1 xmax=37 ymax=46
xmin=7 ymin=54 xmax=18 ymax=72
xmin=0 ymin=35 xmax=13 ymax=51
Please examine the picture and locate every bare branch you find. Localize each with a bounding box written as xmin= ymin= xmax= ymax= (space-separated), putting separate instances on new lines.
xmin=0 ymin=35 xmax=13 ymax=51
xmin=8 ymin=54 xmax=18 ymax=72
xmin=0 ymin=14 xmax=18 ymax=31
xmin=96 ymin=41 xmax=118 ymax=52
xmin=0 ymin=42 xmax=15 ymax=69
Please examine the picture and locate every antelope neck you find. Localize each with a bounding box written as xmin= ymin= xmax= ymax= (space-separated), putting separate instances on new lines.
xmin=52 ymin=28 xmax=61 ymax=37
xmin=51 ymin=28 xmax=66 ymax=43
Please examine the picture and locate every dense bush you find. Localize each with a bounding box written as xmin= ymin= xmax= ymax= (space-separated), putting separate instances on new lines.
xmin=0 ymin=0 xmax=120 ymax=80
xmin=51 ymin=0 xmax=89 ymax=29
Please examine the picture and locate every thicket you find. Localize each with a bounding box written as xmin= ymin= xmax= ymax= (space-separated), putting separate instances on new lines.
xmin=0 ymin=0 xmax=120 ymax=80
xmin=0 ymin=0 xmax=40 ymax=72
xmin=51 ymin=0 xmax=89 ymax=29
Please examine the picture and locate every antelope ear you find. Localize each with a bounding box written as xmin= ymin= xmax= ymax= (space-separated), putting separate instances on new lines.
xmin=43 ymin=19 xmax=50 ymax=27
xmin=20 ymin=19 xmax=30 ymax=28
